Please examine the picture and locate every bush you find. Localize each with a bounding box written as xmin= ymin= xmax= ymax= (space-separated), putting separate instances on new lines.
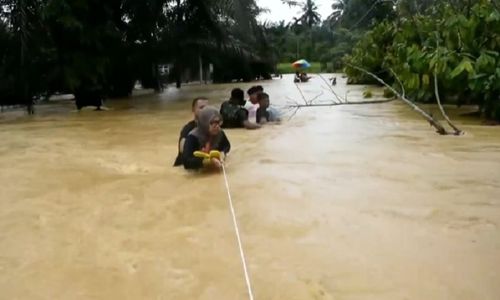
xmin=363 ymin=90 xmax=373 ymax=98
xmin=383 ymin=88 xmax=395 ymax=98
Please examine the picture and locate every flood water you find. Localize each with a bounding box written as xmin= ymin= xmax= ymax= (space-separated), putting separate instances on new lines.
xmin=1 ymin=74 xmax=499 ymax=299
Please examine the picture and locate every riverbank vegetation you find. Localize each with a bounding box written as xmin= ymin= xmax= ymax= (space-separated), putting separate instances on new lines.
xmin=1 ymin=0 xmax=499 ymax=122
xmin=265 ymin=0 xmax=499 ymax=122
xmin=344 ymin=0 xmax=500 ymax=121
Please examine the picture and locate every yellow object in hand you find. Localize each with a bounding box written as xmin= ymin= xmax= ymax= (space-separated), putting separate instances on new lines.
xmin=194 ymin=150 xmax=221 ymax=160
xmin=209 ymin=150 xmax=221 ymax=160
xmin=194 ymin=150 xmax=222 ymax=168
xmin=194 ymin=151 xmax=210 ymax=159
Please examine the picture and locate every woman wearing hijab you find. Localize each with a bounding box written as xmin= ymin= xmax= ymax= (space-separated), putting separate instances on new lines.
xmin=182 ymin=106 xmax=231 ymax=170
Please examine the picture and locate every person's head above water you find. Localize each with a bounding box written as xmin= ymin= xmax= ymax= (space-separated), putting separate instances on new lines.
xmin=192 ymin=97 xmax=209 ymax=120
xmin=230 ymin=88 xmax=245 ymax=105
xmin=197 ymin=106 xmax=222 ymax=137
xmin=257 ymin=92 xmax=270 ymax=109
xmin=247 ymin=85 xmax=263 ymax=95
xmin=247 ymin=86 xmax=264 ymax=104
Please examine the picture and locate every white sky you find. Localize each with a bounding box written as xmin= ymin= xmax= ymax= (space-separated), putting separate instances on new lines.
xmin=256 ymin=0 xmax=333 ymax=23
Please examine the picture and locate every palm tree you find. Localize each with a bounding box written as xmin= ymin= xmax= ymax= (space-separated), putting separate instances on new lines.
xmin=292 ymin=0 xmax=321 ymax=59
xmin=281 ymin=0 xmax=301 ymax=6
xmin=294 ymin=0 xmax=321 ymax=28
xmin=327 ymin=0 xmax=349 ymax=27
xmin=164 ymin=0 xmax=274 ymax=83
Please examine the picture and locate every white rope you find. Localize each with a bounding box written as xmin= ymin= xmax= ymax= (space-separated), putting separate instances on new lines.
xmin=221 ymin=164 xmax=255 ymax=300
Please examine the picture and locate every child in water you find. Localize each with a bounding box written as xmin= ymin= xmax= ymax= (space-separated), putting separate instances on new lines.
xmin=182 ymin=106 xmax=230 ymax=170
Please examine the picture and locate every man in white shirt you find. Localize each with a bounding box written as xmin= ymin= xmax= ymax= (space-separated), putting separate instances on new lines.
xmin=244 ymin=85 xmax=263 ymax=123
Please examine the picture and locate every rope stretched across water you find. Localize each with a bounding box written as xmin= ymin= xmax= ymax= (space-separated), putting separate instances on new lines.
xmin=221 ymin=164 xmax=255 ymax=300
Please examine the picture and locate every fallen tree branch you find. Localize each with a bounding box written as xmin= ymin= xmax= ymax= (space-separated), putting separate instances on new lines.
xmin=434 ymin=72 xmax=463 ymax=135
xmin=287 ymin=107 xmax=300 ymax=121
xmin=284 ymin=75 xmax=393 ymax=120
xmin=308 ymin=91 xmax=324 ymax=105
xmin=347 ymin=63 xmax=449 ymax=135
xmin=390 ymin=68 xmax=406 ymax=98
xmin=317 ymin=74 xmax=345 ymax=104
xmin=294 ymin=82 xmax=308 ymax=105
xmin=431 ymin=37 xmax=463 ymax=135
xmin=287 ymin=98 xmax=395 ymax=108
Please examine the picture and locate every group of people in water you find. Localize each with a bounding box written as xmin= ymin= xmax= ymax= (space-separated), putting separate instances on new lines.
xmin=173 ymin=85 xmax=280 ymax=170
xmin=294 ymin=71 xmax=311 ymax=83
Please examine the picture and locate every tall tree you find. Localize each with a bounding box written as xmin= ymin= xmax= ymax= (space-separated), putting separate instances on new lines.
xmin=44 ymin=0 xmax=125 ymax=98
xmin=0 ymin=0 xmax=48 ymax=112
xmin=327 ymin=0 xmax=349 ymax=27
xmin=292 ymin=0 xmax=321 ymax=59
xmin=336 ymin=0 xmax=395 ymax=29
xmin=294 ymin=0 xmax=321 ymax=28
xmin=1 ymin=0 xmax=275 ymax=111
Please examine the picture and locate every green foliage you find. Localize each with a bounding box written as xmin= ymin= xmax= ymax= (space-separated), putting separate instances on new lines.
xmin=0 ymin=0 xmax=275 ymax=109
xmin=363 ymin=89 xmax=373 ymax=98
xmin=0 ymin=2 xmax=51 ymax=112
xmin=265 ymin=0 xmax=396 ymax=74
xmin=293 ymin=0 xmax=321 ymax=28
xmin=344 ymin=0 xmax=500 ymax=120
xmin=343 ymin=21 xmax=395 ymax=84
xmin=383 ymin=87 xmax=395 ymax=98
xmin=264 ymin=23 xmax=362 ymax=72
xmin=329 ymin=0 xmax=396 ymax=29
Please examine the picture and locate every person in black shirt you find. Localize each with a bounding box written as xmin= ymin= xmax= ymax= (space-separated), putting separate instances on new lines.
xmin=220 ymin=88 xmax=260 ymax=129
xmin=182 ymin=106 xmax=231 ymax=170
xmin=173 ymin=97 xmax=209 ymax=166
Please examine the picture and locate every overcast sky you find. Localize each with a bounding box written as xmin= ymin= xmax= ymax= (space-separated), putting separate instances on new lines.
xmin=256 ymin=0 xmax=333 ymax=23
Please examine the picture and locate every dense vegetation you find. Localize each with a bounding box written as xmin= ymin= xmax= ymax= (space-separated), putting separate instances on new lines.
xmin=266 ymin=0 xmax=500 ymax=121
xmin=264 ymin=0 xmax=395 ymax=71
xmin=0 ymin=0 xmax=275 ymax=110
xmin=344 ymin=0 xmax=500 ymax=120
xmin=1 ymin=0 xmax=499 ymax=120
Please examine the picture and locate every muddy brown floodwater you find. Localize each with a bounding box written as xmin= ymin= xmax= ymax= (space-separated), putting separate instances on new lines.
xmin=0 ymin=74 xmax=499 ymax=300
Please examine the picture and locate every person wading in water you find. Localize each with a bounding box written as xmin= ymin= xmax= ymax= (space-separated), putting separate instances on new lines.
xmin=220 ymin=88 xmax=260 ymax=129
xmin=182 ymin=106 xmax=230 ymax=170
xmin=174 ymin=97 xmax=209 ymax=166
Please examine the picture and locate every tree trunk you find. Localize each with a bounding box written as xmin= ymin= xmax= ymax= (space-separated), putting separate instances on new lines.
xmin=434 ymin=73 xmax=462 ymax=135
xmin=19 ymin=0 xmax=34 ymax=114
xmin=175 ymin=0 xmax=182 ymax=89
xmin=199 ymin=55 xmax=203 ymax=84
xmin=176 ymin=69 xmax=182 ymax=88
